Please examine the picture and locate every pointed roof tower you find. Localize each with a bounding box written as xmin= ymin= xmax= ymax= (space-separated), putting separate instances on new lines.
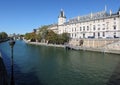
xmin=117 ymin=7 xmax=120 ymax=14
xmin=58 ymin=9 xmax=66 ymax=18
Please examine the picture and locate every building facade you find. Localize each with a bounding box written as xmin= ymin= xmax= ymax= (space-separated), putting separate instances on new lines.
xmin=48 ymin=8 xmax=120 ymax=39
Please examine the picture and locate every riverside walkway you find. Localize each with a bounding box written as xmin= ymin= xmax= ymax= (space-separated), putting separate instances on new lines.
xmin=0 ymin=52 xmax=8 ymax=85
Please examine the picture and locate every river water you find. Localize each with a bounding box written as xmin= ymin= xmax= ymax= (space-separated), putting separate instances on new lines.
xmin=0 ymin=40 xmax=120 ymax=85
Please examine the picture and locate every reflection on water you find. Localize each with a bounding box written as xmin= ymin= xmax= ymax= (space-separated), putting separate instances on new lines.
xmin=0 ymin=40 xmax=120 ymax=85
xmin=107 ymin=61 xmax=120 ymax=85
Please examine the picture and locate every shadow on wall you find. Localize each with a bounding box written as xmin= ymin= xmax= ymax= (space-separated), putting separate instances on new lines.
xmin=0 ymin=51 xmax=43 ymax=85
xmin=107 ymin=60 xmax=120 ymax=85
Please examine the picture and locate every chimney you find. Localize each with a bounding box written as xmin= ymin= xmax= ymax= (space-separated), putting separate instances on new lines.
xmin=91 ymin=12 xmax=93 ymax=18
xmin=110 ymin=10 xmax=112 ymax=16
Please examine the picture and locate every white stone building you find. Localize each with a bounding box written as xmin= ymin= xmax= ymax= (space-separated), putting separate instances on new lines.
xmin=48 ymin=8 xmax=120 ymax=39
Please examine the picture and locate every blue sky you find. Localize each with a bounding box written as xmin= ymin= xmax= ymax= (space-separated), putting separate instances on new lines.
xmin=0 ymin=0 xmax=120 ymax=34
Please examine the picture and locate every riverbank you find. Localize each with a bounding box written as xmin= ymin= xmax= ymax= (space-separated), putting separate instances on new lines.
xmin=65 ymin=45 xmax=120 ymax=54
xmin=26 ymin=41 xmax=65 ymax=48
xmin=0 ymin=38 xmax=9 ymax=43
xmin=24 ymin=39 xmax=120 ymax=54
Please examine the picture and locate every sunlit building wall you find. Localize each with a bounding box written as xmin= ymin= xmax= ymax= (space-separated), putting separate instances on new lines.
xmin=48 ymin=8 xmax=120 ymax=39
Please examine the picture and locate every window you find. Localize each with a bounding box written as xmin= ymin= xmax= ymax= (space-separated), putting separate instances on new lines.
xmin=103 ymin=32 xmax=105 ymax=37
xmin=98 ymin=32 xmax=100 ymax=37
xmin=102 ymin=28 xmax=105 ymax=30
xmin=83 ymin=26 xmax=85 ymax=31
xmin=80 ymin=27 xmax=82 ymax=31
xmin=72 ymin=34 xmax=73 ymax=37
xmin=93 ymin=25 xmax=96 ymax=30
xmin=93 ymin=32 xmax=95 ymax=37
xmin=114 ymin=17 xmax=116 ymax=20
xmin=114 ymin=25 xmax=116 ymax=30
xmin=75 ymin=28 xmax=76 ymax=31
xmin=75 ymin=34 xmax=76 ymax=37
xmin=114 ymin=32 xmax=116 ymax=38
xmin=83 ymin=34 xmax=85 ymax=38
xmin=87 ymin=26 xmax=89 ymax=31
xmin=98 ymin=28 xmax=100 ymax=30
xmin=72 ymin=28 xmax=73 ymax=32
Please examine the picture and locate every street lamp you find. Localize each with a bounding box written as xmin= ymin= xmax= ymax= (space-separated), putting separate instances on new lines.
xmin=9 ymin=38 xmax=15 ymax=85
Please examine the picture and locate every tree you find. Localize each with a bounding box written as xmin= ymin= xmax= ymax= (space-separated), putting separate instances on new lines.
xmin=24 ymin=33 xmax=31 ymax=40
xmin=61 ymin=33 xmax=70 ymax=43
xmin=36 ymin=33 xmax=42 ymax=42
xmin=35 ymin=25 xmax=49 ymax=42
xmin=0 ymin=32 xmax=8 ymax=39
xmin=46 ymin=30 xmax=58 ymax=44
xmin=24 ymin=25 xmax=70 ymax=44
xmin=24 ymin=32 xmax=37 ymax=42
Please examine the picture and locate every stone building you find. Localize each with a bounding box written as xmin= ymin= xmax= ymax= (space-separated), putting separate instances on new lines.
xmin=48 ymin=7 xmax=120 ymax=39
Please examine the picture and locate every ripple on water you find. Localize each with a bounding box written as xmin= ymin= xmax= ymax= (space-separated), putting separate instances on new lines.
xmin=0 ymin=40 xmax=120 ymax=85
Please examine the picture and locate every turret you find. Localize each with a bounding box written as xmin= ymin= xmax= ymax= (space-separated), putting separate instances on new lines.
xmin=58 ymin=9 xmax=66 ymax=25
xmin=117 ymin=8 xmax=120 ymax=15
xmin=118 ymin=8 xmax=120 ymax=15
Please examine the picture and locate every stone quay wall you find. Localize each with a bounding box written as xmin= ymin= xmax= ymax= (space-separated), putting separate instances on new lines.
xmin=69 ymin=38 xmax=119 ymax=48
xmin=69 ymin=39 xmax=120 ymax=54
xmin=83 ymin=39 xmax=119 ymax=48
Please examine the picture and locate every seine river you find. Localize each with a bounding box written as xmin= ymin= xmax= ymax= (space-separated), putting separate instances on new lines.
xmin=0 ymin=40 xmax=120 ymax=85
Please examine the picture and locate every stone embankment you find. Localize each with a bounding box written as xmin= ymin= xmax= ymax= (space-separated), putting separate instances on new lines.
xmin=24 ymin=39 xmax=120 ymax=54
xmin=25 ymin=40 xmax=65 ymax=48
xmin=104 ymin=41 xmax=120 ymax=54
xmin=68 ymin=39 xmax=120 ymax=54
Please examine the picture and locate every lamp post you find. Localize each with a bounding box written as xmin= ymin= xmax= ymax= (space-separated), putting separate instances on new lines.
xmin=9 ymin=38 xmax=15 ymax=85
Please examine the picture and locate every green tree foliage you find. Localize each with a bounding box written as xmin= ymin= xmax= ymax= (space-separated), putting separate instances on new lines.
xmin=39 ymin=25 xmax=48 ymax=32
xmin=36 ymin=33 xmax=42 ymax=42
xmin=45 ymin=30 xmax=70 ymax=44
xmin=38 ymin=25 xmax=49 ymax=41
xmin=24 ymin=25 xmax=70 ymax=44
xmin=46 ymin=30 xmax=58 ymax=44
xmin=24 ymin=32 xmax=37 ymax=42
xmin=61 ymin=33 xmax=70 ymax=43
xmin=0 ymin=32 xmax=8 ymax=39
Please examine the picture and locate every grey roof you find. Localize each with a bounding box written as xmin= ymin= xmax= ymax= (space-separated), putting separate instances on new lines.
xmin=64 ymin=11 xmax=119 ymax=24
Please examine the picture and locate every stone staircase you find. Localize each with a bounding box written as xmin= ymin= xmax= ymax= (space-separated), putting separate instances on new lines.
xmin=104 ymin=41 xmax=120 ymax=50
